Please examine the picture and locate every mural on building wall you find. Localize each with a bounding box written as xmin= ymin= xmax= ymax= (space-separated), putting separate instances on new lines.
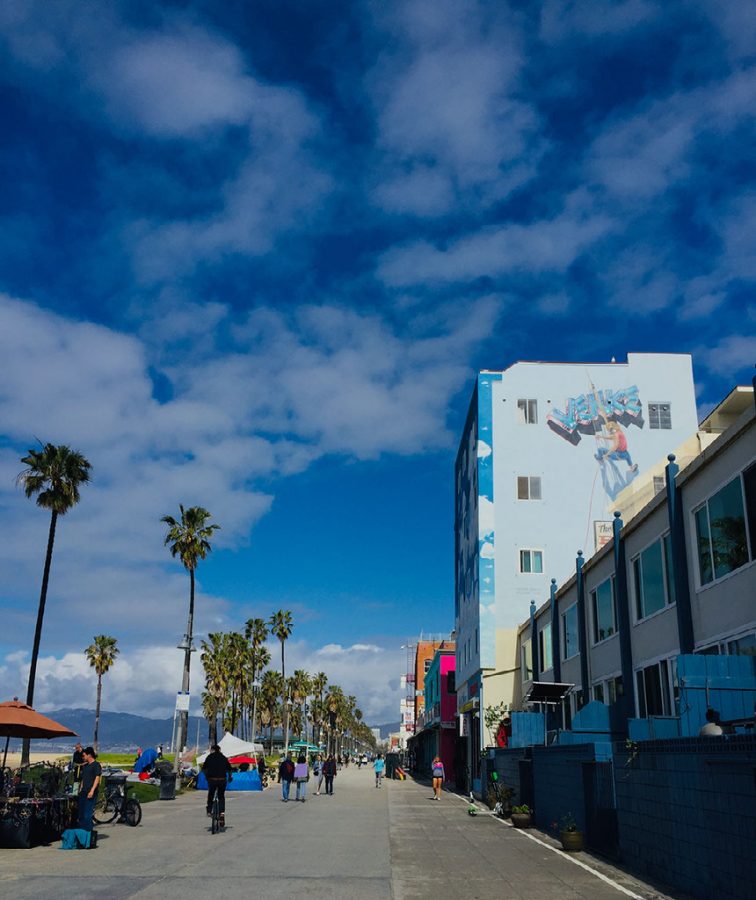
xmin=547 ymin=382 xmax=644 ymax=502
xmin=477 ymin=374 xmax=500 ymax=670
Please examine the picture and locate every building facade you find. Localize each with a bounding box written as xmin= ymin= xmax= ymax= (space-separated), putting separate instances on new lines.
xmin=409 ymin=647 xmax=456 ymax=781
xmin=516 ymin=388 xmax=755 ymax=733
xmin=454 ymin=354 xmax=700 ymax=791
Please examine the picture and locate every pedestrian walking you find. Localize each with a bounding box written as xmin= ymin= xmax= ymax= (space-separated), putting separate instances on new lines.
xmin=77 ymin=747 xmax=101 ymax=831
xmin=323 ymin=754 xmax=337 ymax=795
xmin=278 ymin=751 xmax=295 ymax=802
xmin=374 ymin=753 xmax=385 ymax=788
xmin=313 ymin=753 xmax=324 ymax=795
xmin=294 ymin=753 xmax=309 ymax=802
xmin=431 ymin=755 xmax=445 ymax=800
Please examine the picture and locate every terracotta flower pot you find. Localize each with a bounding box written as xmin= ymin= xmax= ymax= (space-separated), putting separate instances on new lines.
xmin=560 ymin=830 xmax=584 ymax=851
xmin=511 ymin=812 xmax=531 ymax=828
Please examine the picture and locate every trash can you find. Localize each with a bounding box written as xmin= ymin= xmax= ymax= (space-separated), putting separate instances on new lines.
xmin=159 ymin=773 xmax=177 ymax=800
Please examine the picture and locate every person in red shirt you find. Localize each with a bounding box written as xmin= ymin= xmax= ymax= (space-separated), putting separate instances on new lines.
xmin=595 ymin=421 xmax=637 ymax=471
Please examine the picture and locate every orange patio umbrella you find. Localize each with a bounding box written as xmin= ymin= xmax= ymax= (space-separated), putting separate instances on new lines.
xmin=0 ymin=698 xmax=77 ymax=770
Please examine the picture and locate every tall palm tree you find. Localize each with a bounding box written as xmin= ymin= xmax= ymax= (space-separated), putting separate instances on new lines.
xmin=17 ymin=443 xmax=91 ymax=764
xmin=85 ymin=635 xmax=119 ymax=752
xmin=311 ymin=671 xmax=328 ymax=745
xmin=269 ymin=610 xmax=293 ymax=753
xmin=259 ymin=669 xmax=284 ymax=756
xmin=244 ymin=617 xmax=269 ymax=743
xmin=162 ymin=505 xmax=220 ymax=754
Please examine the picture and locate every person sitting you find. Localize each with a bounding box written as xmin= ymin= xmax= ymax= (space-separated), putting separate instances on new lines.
xmin=699 ymin=707 xmax=723 ymax=736
xmin=202 ymin=744 xmax=233 ymax=827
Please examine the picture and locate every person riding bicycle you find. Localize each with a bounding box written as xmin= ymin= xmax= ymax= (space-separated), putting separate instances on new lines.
xmin=202 ymin=744 xmax=233 ymax=827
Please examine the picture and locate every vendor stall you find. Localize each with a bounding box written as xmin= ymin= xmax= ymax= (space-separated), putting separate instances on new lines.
xmin=0 ymin=699 xmax=78 ymax=848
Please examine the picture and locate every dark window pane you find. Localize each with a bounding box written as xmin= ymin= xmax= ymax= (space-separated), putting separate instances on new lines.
xmin=643 ymin=664 xmax=664 ymax=716
xmin=640 ymin=540 xmax=665 ymax=617
xmin=517 ymin=476 xmax=529 ymax=499
xmin=728 ymin=634 xmax=756 ymax=656
xmin=593 ymin=579 xmax=615 ymax=642
xmin=594 ymin=683 xmax=605 ymax=703
xmin=663 ymin=533 xmax=676 ymax=605
xmin=563 ymin=606 xmax=578 ymax=659
xmin=695 ymin=506 xmax=713 ymax=585
xmin=742 ymin=464 xmax=756 ymax=560
xmin=636 ymin=670 xmax=646 ymax=718
xmin=530 ymin=477 xmax=542 ymax=500
xmin=633 ymin=557 xmax=643 ymax=620
xmin=708 ymin=477 xmax=748 ymax=578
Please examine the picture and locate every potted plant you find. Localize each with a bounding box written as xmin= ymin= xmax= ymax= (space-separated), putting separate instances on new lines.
xmin=557 ymin=812 xmax=583 ymax=851
xmin=511 ymin=804 xmax=532 ymax=828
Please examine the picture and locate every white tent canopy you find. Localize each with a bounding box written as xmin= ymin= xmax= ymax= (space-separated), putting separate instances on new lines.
xmin=196 ymin=732 xmax=264 ymax=764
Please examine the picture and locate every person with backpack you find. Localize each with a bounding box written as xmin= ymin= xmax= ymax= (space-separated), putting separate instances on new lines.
xmin=294 ymin=753 xmax=309 ymax=802
xmin=278 ymin=751 xmax=295 ymax=802
xmin=431 ymin=756 xmax=445 ymax=800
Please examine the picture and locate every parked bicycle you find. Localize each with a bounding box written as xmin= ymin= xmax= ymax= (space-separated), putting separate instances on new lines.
xmin=93 ymin=773 xmax=142 ymax=827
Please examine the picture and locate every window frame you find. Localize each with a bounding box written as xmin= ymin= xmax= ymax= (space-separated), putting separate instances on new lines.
xmin=516 ymin=398 xmax=538 ymax=425
xmin=521 ymin=639 xmax=533 ymax=682
xmin=539 ymin=622 xmax=553 ymax=673
xmin=561 ymin=603 xmax=579 ymax=661
xmin=631 ymin=532 xmax=676 ymax=623
xmin=517 ymin=475 xmax=542 ymax=501
xmin=519 ymin=548 xmax=544 ymax=575
xmin=590 ymin=575 xmax=617 ymax=645
xmin=634 ymin=656 xmax=677 ymax=718
xmin=648 ymin=401 xmax=672 ymax=430
xmin=693 ymin=470 xmax=753 ymax=588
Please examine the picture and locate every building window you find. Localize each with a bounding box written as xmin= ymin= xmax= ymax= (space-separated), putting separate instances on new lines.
xmin=447 ymin=671 xmax=456 ymax=694
xmin=517 ymin=398 xmax=538 ymax=424
xmin=632 ymin=534 xmax=675 ymax=621
xmin=539 ymin=623 xmax=553 ymax=672
xmin=521 ymin=639 xmax=532 ymax=681
xmin=648 ymin=402 xmax=672 ymax=429
xmin=562 ymin=605 xmax=579 ymax=659
xmin=592 ymin=675 xmax=624 ymax=705
xmin=519 ymin=549 xmax=543 ymax=574
xmin=635 ymin=659 xmax=675 ymax=718
xmin=727 ymin=633 xmax=756 ymax=656
xmin=694 ymin=473 xmax=751 ymax=585
xmin=653 ymin=476 xmax=666 ymax=496
xmin=517 ymin=475 xmax=542 ymax=500
xmin=591 ymin=577 xmax=616 ymax=643
xmin=424 ymin=659 xmax=432 ymax=674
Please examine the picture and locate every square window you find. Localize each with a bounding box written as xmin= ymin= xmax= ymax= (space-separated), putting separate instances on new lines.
xmin=695 ymin=475 xmax=749 ymax=585
xmin=539 ymin=623 xmax=552 ymax=672
xmin=517 ymin=398 xmax=538 ymax=424
xmin=517 ymin=476 xmax=542 ymax=500
xmin=649 ymin=402 xmax=672 ymax=429
xmin=519 ymin=549 xmax=543 ymax=574
xmin=653 ymin=476 xmax=666 ymax=495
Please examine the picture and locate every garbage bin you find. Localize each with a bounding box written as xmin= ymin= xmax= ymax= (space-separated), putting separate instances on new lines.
xmin=159 ymin=772 xmax=177 ymax=800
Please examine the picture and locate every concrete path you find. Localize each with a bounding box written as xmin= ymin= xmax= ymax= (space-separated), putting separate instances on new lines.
xmin=0 ymin=767 xmax=679 ymax=899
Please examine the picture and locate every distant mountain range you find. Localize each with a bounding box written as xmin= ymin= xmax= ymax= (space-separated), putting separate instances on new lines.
xmin=24 ymin=708 xmax=401 ymax=753
xmin=30 ymin=708 xmax=206 ymax=753
xmin=370 ymin=721 xmax=400 ymax=740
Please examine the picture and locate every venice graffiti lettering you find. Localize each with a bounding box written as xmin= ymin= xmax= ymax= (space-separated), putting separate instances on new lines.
xmin=547 ymin=385 xmax=643 ymax=445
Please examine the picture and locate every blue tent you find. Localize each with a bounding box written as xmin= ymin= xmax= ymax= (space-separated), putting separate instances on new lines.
xmin=197 ymin=770 xmax=261 ymax=791
xmin=134 ymin=748 xmax=158 ymax=773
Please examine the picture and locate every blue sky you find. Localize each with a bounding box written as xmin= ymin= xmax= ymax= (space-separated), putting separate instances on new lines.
xmin=0 ymin=0 xmax=754 ymax=724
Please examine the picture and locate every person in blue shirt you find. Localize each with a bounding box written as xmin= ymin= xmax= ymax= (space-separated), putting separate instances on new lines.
xmin=374 ymin=753 xmax=385 ymax=788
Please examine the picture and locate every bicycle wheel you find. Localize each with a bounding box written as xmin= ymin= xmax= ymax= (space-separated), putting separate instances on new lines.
xmin=124 ymin=798 xmax=142 ymax=827
xmin=211 ymin=798 xmax=220 ymax=834
xmin=93 ymin=793 xmax=119 ymax=825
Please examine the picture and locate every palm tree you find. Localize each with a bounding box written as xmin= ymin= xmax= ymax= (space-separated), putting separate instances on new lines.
xmin=311 ymin=671 xmax=328 ymax=745
xmin=201 ymin=632 xmax=230 ymax=745
xmin=290 ymin=670 xmax=312 ymax=741
xmin=244 ymin=617 xmax=269 ymax=743
xmin=162 ymin=505 xmax=220 ymax=753
xmin=259 ymin=669 xmax=284 ymax=755
xmin=269 ymin=610 xmax=293 ymax=753
xmin=85 ymin=635 xmax=119 ymax=752
xmin=17 ymin=443 xmax=91 ymax=764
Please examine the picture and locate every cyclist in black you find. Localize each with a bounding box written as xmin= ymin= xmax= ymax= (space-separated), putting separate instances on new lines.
xmin=203 ymin=745 xmax=232 ymax=826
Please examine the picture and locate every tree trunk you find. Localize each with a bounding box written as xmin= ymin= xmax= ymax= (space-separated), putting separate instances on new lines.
xmin=93 ymin=673 xmax=103 ymax=751
xmin=22 ymin=510 xmax=58 ymax=765
xmin=208 ymin=705 xmax=218 ymax=746
xmin=177 ymin=567 xmax=195 ymax=757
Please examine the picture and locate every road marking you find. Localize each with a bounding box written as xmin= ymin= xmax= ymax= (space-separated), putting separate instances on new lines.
xmin=450 ymin=792 xmax=644 ymax=900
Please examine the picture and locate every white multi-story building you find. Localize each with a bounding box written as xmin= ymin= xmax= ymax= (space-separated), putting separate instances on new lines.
xmin=454 ymin=353 xmax=699 ymax=791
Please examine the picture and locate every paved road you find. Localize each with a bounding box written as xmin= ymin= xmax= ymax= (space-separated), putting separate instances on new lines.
xmin=0 ymin=767 xmax=679 ymax=899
